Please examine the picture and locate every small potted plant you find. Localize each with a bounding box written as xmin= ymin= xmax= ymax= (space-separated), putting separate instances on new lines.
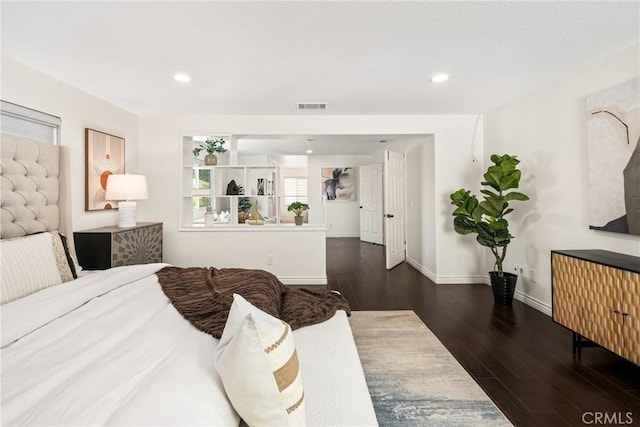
xmin=237 ymin=186 xmax=252 ymax=224
xmin=192 ymin=137 xmax=227 ymax=165
xmin=449 ymin=154 xmax=529 ymax=305
xmin=287 ymin=201 xmax=310 ymax=226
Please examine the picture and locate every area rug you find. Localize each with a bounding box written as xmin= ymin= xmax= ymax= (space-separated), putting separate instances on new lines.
xmin=349 ymin=311 xmax=512 ymax=426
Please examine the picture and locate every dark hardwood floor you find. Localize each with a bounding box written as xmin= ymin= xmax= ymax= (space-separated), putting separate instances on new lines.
xmin=326 ymin=238 xmax=640 ymax=427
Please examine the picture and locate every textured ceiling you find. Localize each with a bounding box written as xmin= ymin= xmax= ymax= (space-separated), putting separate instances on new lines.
xmin=2 ymin=1 xmax=639 ymax=117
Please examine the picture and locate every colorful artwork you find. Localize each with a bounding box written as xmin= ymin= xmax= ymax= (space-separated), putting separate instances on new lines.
xmin=322 ymin=167 xmax=356 ymax=201
xmin=85 ymin=128 xmax=125 ymax=211
xmin=586 ymin=78 xmax=640 ymax=235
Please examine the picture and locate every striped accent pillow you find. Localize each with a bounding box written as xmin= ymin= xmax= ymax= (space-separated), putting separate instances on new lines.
xmin=216 ymin=294 xmax=306 ymax=426
xmin=1 ymin=231 xmax=75 ymax=304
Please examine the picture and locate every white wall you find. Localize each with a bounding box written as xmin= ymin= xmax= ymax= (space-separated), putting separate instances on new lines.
xmin=484 ymin=44 xmax=640 ymax=315
xmin=1 ymin=57 xmax=140 ymax=232
xmin=175 ymin=228 xmax=327 ymax=285
xmin=308 ymin=155 xmax=374 ymax=237
xmin=137 ymin=115 xmax=484 ymax=282
xmin=391 ymin=136 xmax=439 ymax=279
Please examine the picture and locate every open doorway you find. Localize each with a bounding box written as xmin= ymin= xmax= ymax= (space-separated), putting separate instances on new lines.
xmin=235 ymin=134 xmax=432 ymax=271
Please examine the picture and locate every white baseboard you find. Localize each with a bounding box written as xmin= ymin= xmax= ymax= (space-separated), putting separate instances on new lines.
xmin=434 ymin=275 xmax=488 ymax=284
xmin=279 ymin=276 xmax=327 ymax=285
xmin=327 ymin=233 xmax=360 ymax=238
xmin=406 ymin=257 xmax=486 ymax=284
xmin=513 ymin=290 xmax=552 ymax=316
xmin=407 ymin=258 xmax=552 ymax=316
xmin=406 ymin=257 xmax=437 ymax=282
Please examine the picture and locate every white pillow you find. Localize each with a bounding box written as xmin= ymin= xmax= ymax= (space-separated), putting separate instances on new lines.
xmin=216 ymin=294 xmax=306 ymax=427
xmin=0 ymin=232 xmax=75 ymax=304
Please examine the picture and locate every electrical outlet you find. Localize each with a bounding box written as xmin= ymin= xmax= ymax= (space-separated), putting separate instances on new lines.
xmin=267 ymin=255 xmax=274 ymax=265
xmin=530 ymin=269 xmax=536 ymax=282
xmin=513 ymin=264 xmax=519 ymax=274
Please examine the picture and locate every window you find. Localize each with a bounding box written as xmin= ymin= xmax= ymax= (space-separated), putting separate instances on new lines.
xmin=1 ymin=100 xmax=61 ymax=144
xmin=283 ymin=177 xmax=308 ymax=206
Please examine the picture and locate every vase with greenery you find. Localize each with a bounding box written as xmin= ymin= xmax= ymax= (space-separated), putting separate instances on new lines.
xmin=192 ymin=137 xmax=227 ymax=165
xmin=449 ymin=154 xmax=529 ymax=305
xmin=287 ymin=201 xmax=310 ymax=226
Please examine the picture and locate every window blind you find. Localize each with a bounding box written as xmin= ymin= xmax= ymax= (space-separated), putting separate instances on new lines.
xmin=283 ymin=177 xmax=308 ymax=205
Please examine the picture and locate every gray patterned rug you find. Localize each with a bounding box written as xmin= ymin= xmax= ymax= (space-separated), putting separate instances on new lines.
xmin=349 ymin=311 xmax=512 ymax=426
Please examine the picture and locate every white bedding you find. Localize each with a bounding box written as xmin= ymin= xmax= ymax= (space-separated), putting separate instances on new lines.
xmin=1 ymin=264 xmax=377 ymax=426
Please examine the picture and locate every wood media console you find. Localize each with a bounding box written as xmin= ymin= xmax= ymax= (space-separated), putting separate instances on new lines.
xmin=551 ymin=250 xmax=639 ymax=365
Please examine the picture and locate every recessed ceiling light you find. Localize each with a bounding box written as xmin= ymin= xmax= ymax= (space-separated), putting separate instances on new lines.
xmin=306 ymin=149 xmax=313 ymax=154
xmin=430 ymin=73 xmax=449 ymax=83
xmin=174 ymin=73 xmax=191 ymax=83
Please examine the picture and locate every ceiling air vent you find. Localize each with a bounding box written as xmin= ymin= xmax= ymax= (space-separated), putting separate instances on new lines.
xmin=296 ymin=102 xmax=327 ymax=110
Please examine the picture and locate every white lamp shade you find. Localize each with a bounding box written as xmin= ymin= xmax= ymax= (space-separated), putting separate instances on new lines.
xmin=105 ymin=174 xmax=148 ymax=201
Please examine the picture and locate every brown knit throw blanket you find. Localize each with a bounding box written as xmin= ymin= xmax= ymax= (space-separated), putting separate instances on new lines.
xmin=156 ymin=266 xmax=351 ymax=338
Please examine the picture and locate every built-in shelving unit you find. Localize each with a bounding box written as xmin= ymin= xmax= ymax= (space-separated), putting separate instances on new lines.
xmin=180 ymin=137 xmax=280 ymax=229
xmin=176 ymin=134 xmax=326 ymax=284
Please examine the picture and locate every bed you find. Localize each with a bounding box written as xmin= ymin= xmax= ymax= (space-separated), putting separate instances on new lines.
xmin=1 ymin=136 xmax=378 ymax=426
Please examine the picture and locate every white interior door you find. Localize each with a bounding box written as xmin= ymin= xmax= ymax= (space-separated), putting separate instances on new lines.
xmin=359 ymin=164 xmax=383 ymax=244
xmin=384 ymin=150 xmax=405 ymax=269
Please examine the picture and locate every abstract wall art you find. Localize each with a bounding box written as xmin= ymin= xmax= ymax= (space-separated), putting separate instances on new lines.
xmin=85 ymin=128 xmax=125 ymax=211
xmin=322 ymin=167 xmax=356 ymax=201
xmin=586 ymin=78 xmax=640 ymax=235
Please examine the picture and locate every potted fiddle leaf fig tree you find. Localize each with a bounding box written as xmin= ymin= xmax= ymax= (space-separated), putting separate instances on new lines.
xmin=449 ymin=154 xmax=529 ymax=305
xmin=287 ymin=201 xmax=310 ymax=226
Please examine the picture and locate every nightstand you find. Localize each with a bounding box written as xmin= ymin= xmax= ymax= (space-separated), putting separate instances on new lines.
xmin=74 ymin=222 xmax=163 ymax=270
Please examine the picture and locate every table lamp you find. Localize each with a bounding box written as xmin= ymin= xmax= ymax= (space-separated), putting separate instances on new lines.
xmin=105 ymin=174 xmax=148 ymax=227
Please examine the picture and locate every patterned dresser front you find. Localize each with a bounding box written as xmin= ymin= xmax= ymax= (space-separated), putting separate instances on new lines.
xmin=552 ymin=249 xmax=639 ymax=365
xmin=74 ymin=222 xmax=163 ymax=270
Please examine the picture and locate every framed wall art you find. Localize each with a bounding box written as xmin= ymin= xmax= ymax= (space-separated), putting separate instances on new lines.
xmin=586 ymin=78 xmax=640 ymax=235
xmin=85 ymin=128 xmax=125 ymax=211
xmin=321 ymin=167 xmax=356 ymax=201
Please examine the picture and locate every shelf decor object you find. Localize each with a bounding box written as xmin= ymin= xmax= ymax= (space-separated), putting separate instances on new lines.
xmin=192 ymin=137 xmax=228 ymax=166
xmin=105 ymin=174 xmax=149 ymax=227
xmin=246 ymin=201 xmax=265 ymax=226
xmin=204 ymin=206 xmax=214 ymax=227
xmin=288 ymin=201 xmax=310 ymax=226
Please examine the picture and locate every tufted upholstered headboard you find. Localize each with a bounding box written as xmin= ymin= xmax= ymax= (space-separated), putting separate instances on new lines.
xmin=0 ymin=134 xmax=76 ymax=258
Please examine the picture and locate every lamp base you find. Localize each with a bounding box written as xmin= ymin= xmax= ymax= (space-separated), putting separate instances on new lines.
xmin=117 ymin=201 xmax=137 ymax=228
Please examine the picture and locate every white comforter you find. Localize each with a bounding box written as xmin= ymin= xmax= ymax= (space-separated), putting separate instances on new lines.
xmin=1 ymin=264 xmax=377 ymax=426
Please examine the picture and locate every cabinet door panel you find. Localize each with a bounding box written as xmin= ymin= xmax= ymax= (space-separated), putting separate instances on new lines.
xmin=583 ymin=261 xmax=623 ymax=355
xmin=111 ymin=225 xmax=163 ymax=267
xmin=552 ymin=254 xmax=584 ymax=332
xmin=622 ymin=271 xmax=640 ymax=365
xmin=552 ymin=254 xmax=623 ymax=354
